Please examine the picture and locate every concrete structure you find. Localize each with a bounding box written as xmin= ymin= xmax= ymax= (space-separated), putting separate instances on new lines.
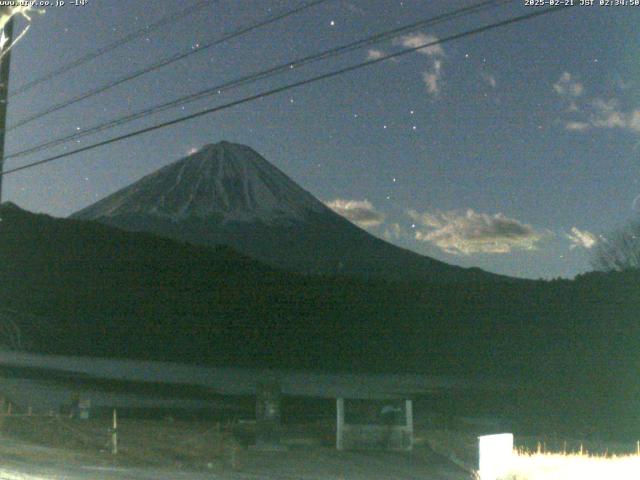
xmin=254 ymin=382 xmax=286 ymax=451
xmin=336 ymin=398 xmax=413 ymax=451
xmin=0 ymin=349 xmax=511 ymax=418
xmin=78 ymin=398 xmax=91 ymax=420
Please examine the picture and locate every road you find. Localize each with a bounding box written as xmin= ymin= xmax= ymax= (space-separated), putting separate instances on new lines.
xmin=0 ymin=439 xmax=473 ymax=480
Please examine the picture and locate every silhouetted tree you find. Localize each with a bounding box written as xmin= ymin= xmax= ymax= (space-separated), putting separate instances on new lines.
xmin=591 ymin=220 xmax=640 ymax=271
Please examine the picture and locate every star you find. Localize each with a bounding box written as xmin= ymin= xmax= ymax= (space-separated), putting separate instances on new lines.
xmin=329 ymin=20 xmax=335 ymax=26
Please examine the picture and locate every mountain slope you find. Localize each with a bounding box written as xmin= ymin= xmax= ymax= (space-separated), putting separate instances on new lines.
xmin=74 ymin=141 xmax=327 ymax=224
xmin=72 ymin=141 xmax=506 ymax=283
xmin=1 ymin=202 xmax=504 ymax=371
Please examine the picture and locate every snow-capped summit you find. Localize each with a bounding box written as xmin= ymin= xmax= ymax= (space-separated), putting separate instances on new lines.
xmin=73 ymin=142 xmax=504 ymax=282
xmin=74 ymin=141 xmax=327 ymax=225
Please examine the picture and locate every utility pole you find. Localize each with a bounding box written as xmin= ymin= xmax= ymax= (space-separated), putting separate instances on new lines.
xmin=0 ymin=9 xmax=14 ymax=203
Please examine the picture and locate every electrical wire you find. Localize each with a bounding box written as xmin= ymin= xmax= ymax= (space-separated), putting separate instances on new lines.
xmin=10 ymin=0 xmax=215 ymax=97
xmin=6 ymin=0 xmax=512 ymax=161
xmin=6 ymin=0 xmax=332 ymax=131
xmin=1 ymin=5 xmax=572 ymax=178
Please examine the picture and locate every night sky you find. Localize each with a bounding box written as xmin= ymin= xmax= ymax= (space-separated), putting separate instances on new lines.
xmin=3 ymin=0 xmax=640 ymax=279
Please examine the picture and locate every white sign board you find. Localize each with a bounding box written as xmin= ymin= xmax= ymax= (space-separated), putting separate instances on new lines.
xmin=478 ymin=433 xmax=513 ymax=480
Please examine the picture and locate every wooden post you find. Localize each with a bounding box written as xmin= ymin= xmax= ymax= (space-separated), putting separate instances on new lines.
xmin=336 ymin=398 xmax=345 ymax=451
xmin=405 ymin=400 xmax=414 ymax=450
xmin=111 ymin=409 xmax=118 ymax=455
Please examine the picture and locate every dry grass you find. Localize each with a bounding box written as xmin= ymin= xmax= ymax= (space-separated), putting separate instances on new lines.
xmin=504 ymin=450 xmax=640 ymax=480
xmin=423 ymin=429 xmax=640 ymax=479
xmin=0 ymin=415 xmax=242 ymax=470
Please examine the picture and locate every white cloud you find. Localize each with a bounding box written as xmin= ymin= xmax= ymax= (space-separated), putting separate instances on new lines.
xmin=554 ymin=72 xmax=640 ymax=135
xmin=553 ymin=72 xmax=584 ymax=98
xmin=383 ymin=222 xmax=405 ymax=241
xmin=366 ymin=49 xmax=385 ymax=60
xmin=393 ymin=32 xmax=444 ymax=97
xmin=326 ymin=199 xmax=385 ymax=228
xmin=560 ymin=98 xmax=640 ymax=134
xmin=589 ymin=98 xmax=640 ymax=133
xmin=394 ymin=32 xmax=443 ymax=57
xmin=481 ymin=72 xmax=497 ymax=88
xmin=629 ymin=111 xmax=640 ymax=131
xmin=555 ymin=76 xmax=640 ymax=134
xmin=407 ymin=209 xmax=545 ymax=255
xmin=566 ymin=227 xmax=597 ymax=250
xmin=422 ymin=59 xmax=442 ymax=95
xmin=554 ymin=72 xmax=587 ymax=124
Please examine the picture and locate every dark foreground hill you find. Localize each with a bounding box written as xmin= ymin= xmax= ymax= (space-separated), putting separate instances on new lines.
xmin=1 ymin=203 xmax=639 ymax=435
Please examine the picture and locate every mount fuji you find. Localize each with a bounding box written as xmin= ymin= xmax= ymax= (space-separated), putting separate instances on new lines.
xmin=72 ymin=141 xmax=503 ymax=282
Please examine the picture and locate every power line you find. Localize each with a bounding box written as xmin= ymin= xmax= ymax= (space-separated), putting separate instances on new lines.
xmin=10 ymin=0 xmax=215 ymax=98
xmin=6 ymin=0 xmax=511 ymax=161
xmin=1 ymin=5 xmax=571 ymax=179
xmin=6 ymin=0 xmax=331 ymax=132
